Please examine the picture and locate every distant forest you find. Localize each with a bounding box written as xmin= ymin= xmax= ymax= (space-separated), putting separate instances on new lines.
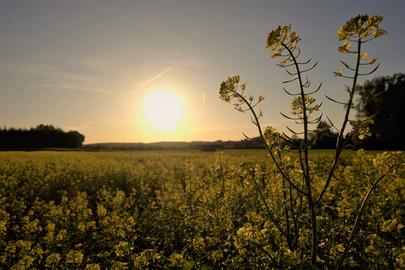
xmin=84 ymin=132 xmax=338 ymax=151
xmin=0 ymin=124 xmax=85 ymax=149
xmin=84 ymin=138 xmax=265 ymax=151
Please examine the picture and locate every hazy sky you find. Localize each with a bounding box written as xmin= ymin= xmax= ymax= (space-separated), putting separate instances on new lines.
xmin=1 ymin=0 xmax=404 ymax=143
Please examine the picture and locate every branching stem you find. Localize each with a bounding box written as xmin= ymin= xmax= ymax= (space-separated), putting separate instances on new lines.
xmin=283 ymin=43 xmax=317 ymax=264
xmin=317 ymin=38 xmax=362 ymax=205
xmin=235 ymin=92 xmax=306 ymax=196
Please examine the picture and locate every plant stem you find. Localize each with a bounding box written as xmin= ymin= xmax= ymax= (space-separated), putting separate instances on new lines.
xmin=235 ymin=92 xmax=306 ymax=196
xmin=317 ymin=39 xmax=362 ymax=205
xmin=283 ymin=43 xmax=318 ymax=264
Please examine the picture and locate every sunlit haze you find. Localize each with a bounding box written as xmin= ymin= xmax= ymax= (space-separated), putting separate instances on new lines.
xmin=143 ymin=89 xmax=184 ymax=131
xmin=0 ymin=0 xmax=403 ymax=143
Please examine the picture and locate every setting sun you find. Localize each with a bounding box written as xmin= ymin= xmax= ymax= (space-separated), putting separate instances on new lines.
xmin=143 ymin=90 xmax=184 ymax=131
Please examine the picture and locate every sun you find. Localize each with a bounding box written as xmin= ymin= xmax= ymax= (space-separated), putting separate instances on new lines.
xmin=143 ymin=90 xmax=184 ymax=131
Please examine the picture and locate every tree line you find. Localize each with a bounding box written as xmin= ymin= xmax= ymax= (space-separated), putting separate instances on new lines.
xmin=0 ymin=124 xmax=85 ymax=149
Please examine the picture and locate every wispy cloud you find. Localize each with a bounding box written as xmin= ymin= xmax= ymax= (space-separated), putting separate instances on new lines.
xmin=28 ymin=83 xmax=106 ymax=93
xmin=130 ymin=65 xmax=176 ymax=94
xmin=3 ymin=60 xmax=107 ymax=83
xmin=0 ymin=34 xmax=33 ymax=40
xmin=22 ymin=21 xmax=48 ymax=33
xmin=71 ymin=57 xmax=106 ymax=71
xmin=2 ymin=60 xmax=110 ymax=95
xmin=0 ymin=22 xmax=48 ymax=39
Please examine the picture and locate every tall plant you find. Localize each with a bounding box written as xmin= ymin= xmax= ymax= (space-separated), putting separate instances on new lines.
xmin=219 ymin=15 xmax=390 ymax=267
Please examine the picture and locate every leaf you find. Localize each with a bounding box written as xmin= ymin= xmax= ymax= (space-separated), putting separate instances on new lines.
xmin=375 ymin=29 xmax=388 ymax=38
xmin=338 ymin=42 xmax=352 ymax=53
xmin=337 ymin=27 xmax=346 ymax=41
xmin=368 ymin=58 xmax=377 ymax=64
xmin=334 ymin=71 xmax=343 ymax=77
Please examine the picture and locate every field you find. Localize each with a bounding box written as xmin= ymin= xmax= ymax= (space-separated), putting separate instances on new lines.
xmin=0 ymin=150 xmax=403 ymax=269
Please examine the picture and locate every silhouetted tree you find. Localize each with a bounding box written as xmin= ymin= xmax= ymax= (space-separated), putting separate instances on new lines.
xmin=310 ymin=121 xmax=338 ymax=149
xmin=0 ymin=125 xmax=85 ymax=149
xmin=287 ymin=134 xmax=303 ymax=149
xmin=355 ymin=73 xmax=405 ymax=149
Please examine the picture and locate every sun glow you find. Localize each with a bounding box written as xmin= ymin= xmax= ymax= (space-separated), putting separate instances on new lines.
xmin=143 ymin=90 xmax=184 ymax=131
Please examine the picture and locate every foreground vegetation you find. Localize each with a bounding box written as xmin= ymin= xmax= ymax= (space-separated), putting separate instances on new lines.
xmin=0 ymin=150 xmax=403 ymax=269
xmin=216 ymin=13 xmax=403 ymax=269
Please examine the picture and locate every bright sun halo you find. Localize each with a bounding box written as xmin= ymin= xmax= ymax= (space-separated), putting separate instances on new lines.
xmin=143 ymin=90 xmax=183 ymax=131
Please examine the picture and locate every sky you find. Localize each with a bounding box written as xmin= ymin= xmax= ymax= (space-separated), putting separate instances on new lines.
xmin=0 ymin=0 xmax=404 ymax=143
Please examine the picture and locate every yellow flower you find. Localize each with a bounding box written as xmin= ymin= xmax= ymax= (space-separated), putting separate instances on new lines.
xmin=337 ymin=27 xmax=346 ymax=40
xmin=211 ymin=250 xmax=224 ymax=261
xmin=15 ymin=240 xmax=31 ymax=251
xmin=65 ymin=250 xmax=84 ymax=264
xmin=0 ymin=220 xmax=7 ymax=234
xmin=77 ymin=222 xmax=87 ymax=232
xmin=192 ymin=236 xmax=205 ymax=251
xmin=336 ymin=244 xmax=345 ymax=253
xmin=86 ymin=263 xmax=101 ymax=270
xmin=97 ymin=204 xmax=107 ymax=217
xmin=338 ymin=15 xmax=387 ymax=41
xmin=87 ymin=220 xmax=96 ymax=228
xmin=26 ymin=219 xmax=40 ymax=233
xmin=45 ymin=253 xmax=61 ymax=267
xmin=114 ymin=241 xmax=129 ymax=257
xmin=334 ymin=70 xmax=343 ymax=77
xmin=5 ymin=242 xmax=17 ymax=254
xmin=46 ymin=222 xmax=55 ymax=232
xmin=111 ymin=261 xmax=128 ymax=270
xmin=0 ymin=210 xmax=9 ymax=235
xmin=56 ymin=229 xmax=67 ymax=241
xmin=338 ymin=41 xmax=352 ymax=53
xmin=83 ymin=208 xmax=92 ymax=218
xmin=111 ymin=190 xmax=126 ymax=206
xmin=266 ymin=25 xmax=301 ymax=58
xmin=169 ymin=253 xmax=185 ymax=266
xmin=360 ymin=52 xmax=368 ymax=60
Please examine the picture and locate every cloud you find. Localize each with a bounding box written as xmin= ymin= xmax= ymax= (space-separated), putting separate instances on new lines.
xmin=1 ymin=61 xmax=107 ymax=94
xmin=130 ymin=65 xmax=176 ymax=94
xmin=28 ymin=83 xmax=106 ymax=93
xmin=0 ymin=34 xmax=33 ymax=40
xmin=4 ymin=61 xmax=100 ymax=80
xmin=0 ymin=22 xmax=48 ymax=40
xmin=22 ymin=21 xmax=48 ymax=33
xmin=71 ymin=57 xmax=107 ymax=72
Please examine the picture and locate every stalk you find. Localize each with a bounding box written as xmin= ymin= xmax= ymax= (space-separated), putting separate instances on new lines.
xmin=283 ymin=43 xmax=318 ymax=264
xmin=317 ymin=38 xmax=362 ymax=205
